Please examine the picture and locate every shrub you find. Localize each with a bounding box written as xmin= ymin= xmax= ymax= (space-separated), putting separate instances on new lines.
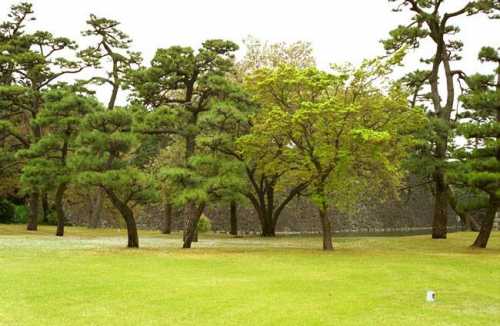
xmin=13 ymin=205 xmax=29 ymax=224
xmin=197 ymin=214 xmax=212 ymax=233
xmin=46 ymin=211 xmax=58 ymax=226
xmin=0 ymin=199 xmax=15 ymax=223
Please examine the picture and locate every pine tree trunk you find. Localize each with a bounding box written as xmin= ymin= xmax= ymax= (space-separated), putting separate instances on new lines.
xmin=42 ymin=192 xmax=50 ymax=224
xmin=124 ymin=211 xmax=139 ymax=248
xmin=103 ymin=188 xmax=139 ymax=248
xmin=27 ymin=191 xmax=40 ymax=231
xmin=471 ymin=196 xmax=497 ymax=248
xmin=474 ymin=90 xmax=500 ymax=248
xmin=230 ymin=200 xmax=238 ymax=236
xmin=426 ymin=35 xmax=451 ymax=240
xmin=182 ymin=202 xmax=205 ymax=248
xmin=161 ymin=203 xmax=172 ymax=234
xmin=319 ymin=206 xmax=333 ymax=251
xmin=88 ymin=189 xmax=103 ymax=228
xmin=432 ymin=169 xmax=448 ymax=239
xmin=55 ymin=183 xmax=67 ymax=237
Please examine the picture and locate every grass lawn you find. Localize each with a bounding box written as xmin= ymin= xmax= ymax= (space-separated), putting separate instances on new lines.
xmin=1 ymin=224 xmax=499 ymax=325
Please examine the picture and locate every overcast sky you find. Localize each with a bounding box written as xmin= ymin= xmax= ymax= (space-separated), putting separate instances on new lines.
xmin=1 ymin=0 xmax=498 ymax=102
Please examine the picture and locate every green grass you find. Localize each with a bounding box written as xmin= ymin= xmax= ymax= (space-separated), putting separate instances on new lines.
xmin=1 ymin=224 xmax=499 ymax=325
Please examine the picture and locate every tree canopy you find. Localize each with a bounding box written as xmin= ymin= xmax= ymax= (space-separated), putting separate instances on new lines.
xmin=0 ymin=1 xmax=498 ymax=250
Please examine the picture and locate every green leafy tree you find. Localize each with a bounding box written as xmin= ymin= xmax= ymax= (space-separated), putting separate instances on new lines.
xmin=384 ymin=0 xmax=499 ymax=239
xmin=18 ymin=85 xmax=97 ymax=236
xmin=197 ymin=37 xmax=316 ymax=237
xmin=239 ymin=62 xmax=425 ymax=250
xmin=451 ymin=47 xmax=500 ymax=248
xmin=73 ymin=109 xmax=158 ymax=248
xmin=207 ymin=65 xmax=314 ymax=237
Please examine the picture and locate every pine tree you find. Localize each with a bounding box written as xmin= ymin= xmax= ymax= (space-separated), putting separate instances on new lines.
xmin=452 ymin=47 xmax=500 ymax=248
xmin=0 ymin=2 xmax=92 ymax=230
xmin=18 ymin=85 xmax=97 ymax=236
xmin=81 ymin=14 xmax=142 ymax=229
xmin=383 ymin=0 xmax=499 ymax=239
xmin=73 ymin=109 xmax=158 ymax=248
xmin=128 ymin=39 xmax=240 ymax=248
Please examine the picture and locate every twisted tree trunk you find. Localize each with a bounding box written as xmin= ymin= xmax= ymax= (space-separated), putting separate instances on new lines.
xmin=103 ymin=188 xmax=139 ymax=248
xmin=426 ymin=28 xmax=453 ymax=240
xmin=246 ymin=172 xmax=307 ymax=237
xmin=472 ymin=196 xmax=498 ymax=248
xmin=474 ymin=71 xmax=500 ymax=247
xmin=182 ymin=202 xmax=205 ymax=249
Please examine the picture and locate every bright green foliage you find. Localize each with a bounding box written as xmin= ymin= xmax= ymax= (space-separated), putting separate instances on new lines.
xmin=196 ymin=214 xmax=212 ymax=233
xmin=239 ymin=62 xmax=426 ymax=248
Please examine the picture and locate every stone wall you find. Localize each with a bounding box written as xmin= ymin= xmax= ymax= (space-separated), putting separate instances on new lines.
xmin=66 ymin=180 xmax=459 ymax=234
xmin=124 ymin=183 xmax=459 ymax=233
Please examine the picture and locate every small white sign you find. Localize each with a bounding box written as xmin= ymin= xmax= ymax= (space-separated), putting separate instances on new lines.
xmin=426 ymin=291 xmax=436 ymax=302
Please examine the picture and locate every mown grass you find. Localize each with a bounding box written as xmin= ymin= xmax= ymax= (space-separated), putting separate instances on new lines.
xmin=0 ymin=224 xmax=499 ymax=325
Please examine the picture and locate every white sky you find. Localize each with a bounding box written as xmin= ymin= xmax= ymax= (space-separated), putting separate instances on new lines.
xmin=2 ymin=0 xmax=498 ymax=103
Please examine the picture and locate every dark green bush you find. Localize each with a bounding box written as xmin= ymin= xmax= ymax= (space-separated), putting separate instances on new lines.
xmin=0 ymin=199 xmax=16 ymax=223
xmin=44 ymin=210 xmax=57 ymax=225
xmin=13 ymin=205 xmax=28 ymax=224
